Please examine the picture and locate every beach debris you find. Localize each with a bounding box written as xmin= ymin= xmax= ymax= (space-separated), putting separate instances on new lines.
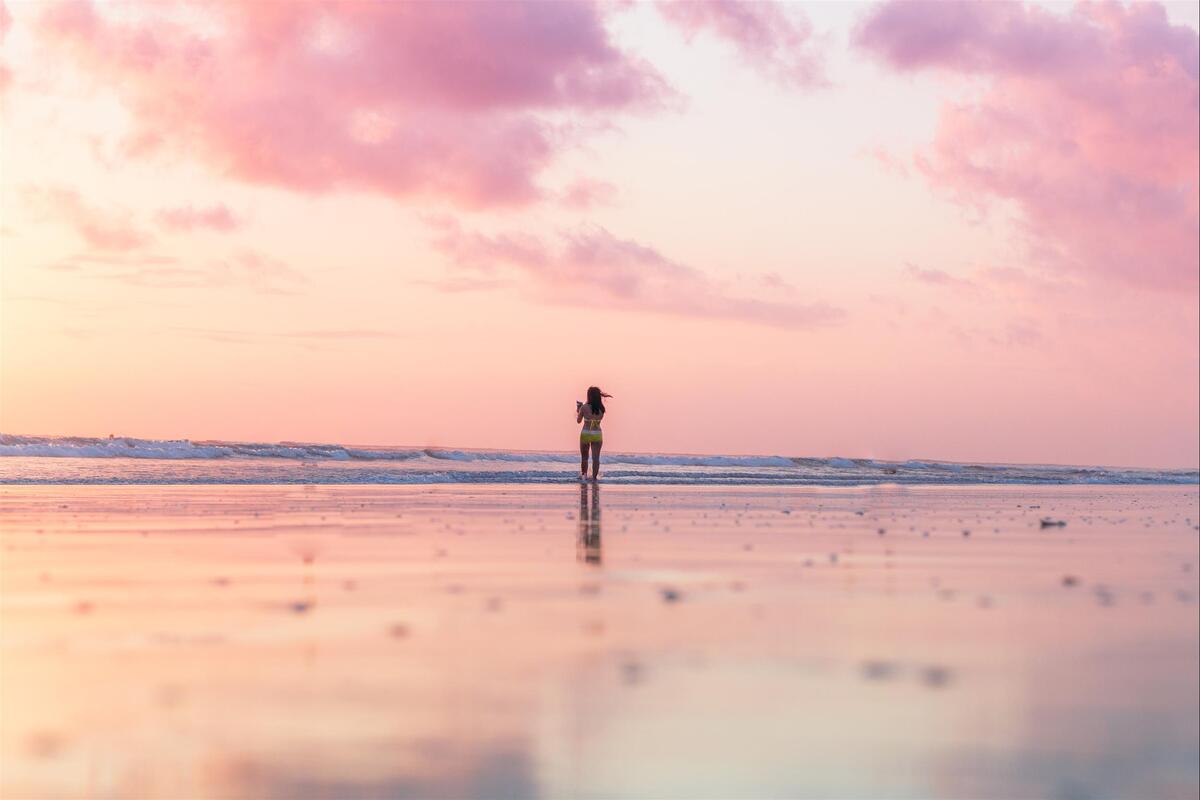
xmin=25 ymin=731 xmax=66 ymax=760
xmin=73 ymin=601 xmax=94 ymax=615
xmin=156 ymin=684 xmax=187 ymax=709
xmin=1061 ymin=575 xmax=1080 ymax=587
xmin=861 ymin=660 xmax=898 ymax=681
xmin=1040 ymin=518 xmax=1067 ymax=528
xmin=388 ymin=623 xmax=410 ymax=639
xmin=920 ymin=666 xmax=952 ymax=688
xmin=829 ymin=553 xmax=838 ymax=564
xmin=877 ymin=528 xmax=886 ymax=535
xmin=485 ymin=597 xmax=504 ymax=612
xmin=1093 ymin=586 xmax=1114 ymax=607
xmin=962 ymin=529 xmax=970 ymax=537
xmin=620 ymin=659 xmax=644 ymax=685
xmin=288 ymin=600 xmax=312 ymax=614
xmin=211 ymin=577 xmax=230 ymax=587
xmin=660 ymin=587 xmax=682 ymax=603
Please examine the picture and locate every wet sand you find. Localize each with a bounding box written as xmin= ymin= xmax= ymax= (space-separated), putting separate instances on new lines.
xmin=2 ymin=484 xmax=1197 ymax=799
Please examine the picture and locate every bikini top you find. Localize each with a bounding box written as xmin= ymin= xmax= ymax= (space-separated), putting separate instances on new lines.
xmin=581 ymin=409 xmax=603 ymax=430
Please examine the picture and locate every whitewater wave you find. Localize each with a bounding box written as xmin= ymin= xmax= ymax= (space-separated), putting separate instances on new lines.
xmin=0 ymin=435 xmax=805 ymax=468
xmin=1 ymin=434 xmax=1196 ymax=486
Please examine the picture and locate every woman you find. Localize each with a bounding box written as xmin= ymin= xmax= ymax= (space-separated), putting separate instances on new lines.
xmin=577 ymin=386 xmax=610 ymax=481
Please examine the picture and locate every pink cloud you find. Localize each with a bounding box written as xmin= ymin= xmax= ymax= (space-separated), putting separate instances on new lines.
xmin=175 ymin=327 xmax=402 ymax=345
xmin=36 ymin=1 xmax=670 ymax=208
xmin=865 ymin=146 xmax=911 ymax=178
xmin=658 ymin=0 xmax=825 ymax=87
xmin=857 ymin=1 xmax=1199 ymax=291
xmin=904 ymin=263 xmax=978 ymax=292
xmin=24 ymin=186 xmax=150 ymax=251
xmin=0 ymin=0 xmax=11 ymax=92
xmin=157 ymin=204 xmax=241 ymax=232
xmin=46 ymin=247 xmax=304 ymax=294
xmin=559 ymin=178 xmax=619 ymax=209
xmin=428 ymin=218 xmax=842 ymax=328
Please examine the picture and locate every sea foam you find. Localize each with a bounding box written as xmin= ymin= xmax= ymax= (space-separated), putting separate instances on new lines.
xmin=1 ymin=434 xmax=1195 ymax=486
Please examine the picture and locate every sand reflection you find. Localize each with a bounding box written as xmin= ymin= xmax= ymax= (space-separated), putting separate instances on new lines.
xmin=1 ymin=485 xmax=1196 ymax=800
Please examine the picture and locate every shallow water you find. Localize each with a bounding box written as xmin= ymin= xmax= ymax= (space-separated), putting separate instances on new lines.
xmin=2 ymin=484 xmax=1197 ymax=799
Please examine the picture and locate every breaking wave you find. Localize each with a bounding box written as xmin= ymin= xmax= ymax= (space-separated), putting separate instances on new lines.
xmin=1 ymin=434 xmax=1196 ymax=486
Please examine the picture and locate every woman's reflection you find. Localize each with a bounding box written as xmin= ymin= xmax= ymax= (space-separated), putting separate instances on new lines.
xmin=577 ymin=482 xmax=602 ymax=565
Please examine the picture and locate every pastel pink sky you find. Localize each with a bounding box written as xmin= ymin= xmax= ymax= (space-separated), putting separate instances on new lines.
xmin=1 ymin=0 xmax=1197 ymax=468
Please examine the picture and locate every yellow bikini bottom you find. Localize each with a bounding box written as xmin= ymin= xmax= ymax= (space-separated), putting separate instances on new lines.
xmin=580 ymin=430 xmax=602 ymax=444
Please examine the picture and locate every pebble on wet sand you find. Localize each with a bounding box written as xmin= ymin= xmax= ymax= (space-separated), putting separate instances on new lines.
xmin=861 ymin=660 xmax=898 ymax=680
xmin=25 ymin=731 xmax=66 ymax=759
xmin=921 ymin=666 xmax=952 ymax=688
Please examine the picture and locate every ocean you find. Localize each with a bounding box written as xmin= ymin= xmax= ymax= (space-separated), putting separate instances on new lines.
xmin=2 ymin=434 xmax=1196 ymax=486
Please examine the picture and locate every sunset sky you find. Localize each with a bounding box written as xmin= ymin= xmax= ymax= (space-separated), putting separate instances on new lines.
xmin=1 ymin=0 xmax=1197 ymax=468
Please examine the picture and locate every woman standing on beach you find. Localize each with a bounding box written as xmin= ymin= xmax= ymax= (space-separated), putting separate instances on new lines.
xmin=577 ymin=386 xmax=609 ymax=481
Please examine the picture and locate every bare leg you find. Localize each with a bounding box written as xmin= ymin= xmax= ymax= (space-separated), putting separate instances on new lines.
xmin=590 ymin=441 xmax=602 ymax=480
xmin=579 ymin=439 xmax=589 ymax=478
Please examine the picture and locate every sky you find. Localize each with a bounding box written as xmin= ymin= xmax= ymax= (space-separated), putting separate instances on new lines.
xmin=0 ymin=0 xmax=1197 ymax=468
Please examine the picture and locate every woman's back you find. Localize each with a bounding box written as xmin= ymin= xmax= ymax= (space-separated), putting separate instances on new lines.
xmin=580 ymin=407 xmax=603 ymax=431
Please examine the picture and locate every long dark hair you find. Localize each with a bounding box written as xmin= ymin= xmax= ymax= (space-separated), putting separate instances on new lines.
xmin=586 ymin=386 xmax=605 ymax=415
